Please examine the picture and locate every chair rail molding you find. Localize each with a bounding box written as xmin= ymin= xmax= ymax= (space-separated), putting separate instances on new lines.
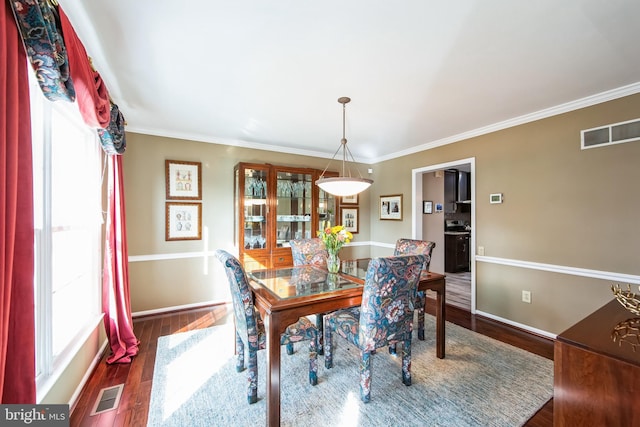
xmin=477 ymin=255 xmax=640 ymax=284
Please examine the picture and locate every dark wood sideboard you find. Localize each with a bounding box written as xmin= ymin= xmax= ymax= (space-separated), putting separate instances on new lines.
xmin=554 ymin=299 xmax=640 ymax=426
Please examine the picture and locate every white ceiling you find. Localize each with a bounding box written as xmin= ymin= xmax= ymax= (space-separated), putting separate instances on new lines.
xmin=60 ymin=1 xmax=640 ymax=163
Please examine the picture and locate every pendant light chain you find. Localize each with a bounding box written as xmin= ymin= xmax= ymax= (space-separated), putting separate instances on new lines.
xmin=315 ymin=96 xmax=373 ymax=197
xmin=342 ymin=100 xmax=347 ymax=178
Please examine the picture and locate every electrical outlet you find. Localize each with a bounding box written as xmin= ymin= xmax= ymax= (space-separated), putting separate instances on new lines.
xmin=522 ymin=290 xmax=531 ymax=304
xmin=478 ymin=246 xmax=485 ymax=256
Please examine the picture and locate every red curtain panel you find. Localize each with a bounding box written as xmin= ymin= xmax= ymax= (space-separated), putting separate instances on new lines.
xmin=102 ymin=154 xmax=139 ymax=364
xmin=1 ymin=0 xmax=36 ymax=404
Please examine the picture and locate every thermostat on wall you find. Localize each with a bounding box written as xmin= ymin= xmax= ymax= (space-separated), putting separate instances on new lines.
xmin=489 ymin=193 xmax=503 ymax=204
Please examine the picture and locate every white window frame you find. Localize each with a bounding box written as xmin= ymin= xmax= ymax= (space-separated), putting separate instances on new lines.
xmin=30 ymin=75 xmax=104 ymax=402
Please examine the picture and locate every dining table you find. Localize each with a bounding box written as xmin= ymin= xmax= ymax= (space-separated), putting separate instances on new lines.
xmin=247 ymin=258 xmax=446 ymax=427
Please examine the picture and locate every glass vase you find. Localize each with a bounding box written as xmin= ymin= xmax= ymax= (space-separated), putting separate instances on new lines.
xmin=326 ymin=253 xmax=341 ymax=274
xmin=326 ymin=272 xmax=339 ymax=289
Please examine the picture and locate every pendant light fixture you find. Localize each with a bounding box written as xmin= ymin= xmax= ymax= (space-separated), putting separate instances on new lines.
xmin=316 ymin=97 xmax=373 ymax=197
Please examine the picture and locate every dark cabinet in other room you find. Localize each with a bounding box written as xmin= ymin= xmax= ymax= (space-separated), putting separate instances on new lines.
xmin=445 ymin=234 xmax=470 ymax=273
xmin=444 ymin=170 xmax=457 ymax=213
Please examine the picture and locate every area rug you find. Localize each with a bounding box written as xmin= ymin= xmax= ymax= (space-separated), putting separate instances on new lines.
xmin=147 ymin=316 xmax=553 ymax=427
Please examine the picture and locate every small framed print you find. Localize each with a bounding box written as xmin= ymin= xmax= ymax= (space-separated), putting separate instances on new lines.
xmin=166 ymin=160 xmax=202 ymax=200
xmin=380 ymin=194 xmax=402 ymax=220
xmin=166 ymin=202 xmax=202 ymax=241
xmin=423 ymin=200 xmax=433 ymax=214
xmin=341 ymin=194 xmax=358 ymax=205
xmin=435 ymin=203 xmax=443 ymax=213
xmin=341 ymin=207 xmax=359 ymax=234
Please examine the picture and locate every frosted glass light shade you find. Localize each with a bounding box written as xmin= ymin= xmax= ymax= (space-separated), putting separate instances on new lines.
xmin=315 ymin=177 xmax=373 ymax=197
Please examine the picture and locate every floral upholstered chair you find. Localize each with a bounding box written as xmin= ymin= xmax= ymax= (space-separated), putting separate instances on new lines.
xmin=323 ymin=254 xmax=426 ymax=403
xmin=394 ymin=238 xmax=436 ymax=344
xmin=289 ymin=237 xmax=329 ymax=354
xmin=215 ymin=250 xmax=318 ymax=404
xmin=290 ymin=238 xmax=328 ymax=266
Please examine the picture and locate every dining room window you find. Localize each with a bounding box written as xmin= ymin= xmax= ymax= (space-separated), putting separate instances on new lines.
xmin=30 ymin=72 xmax=103 ymax=400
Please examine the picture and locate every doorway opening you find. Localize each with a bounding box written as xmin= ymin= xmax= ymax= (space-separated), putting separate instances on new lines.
xmin=411 ymin=158 xmax=475 ymax=313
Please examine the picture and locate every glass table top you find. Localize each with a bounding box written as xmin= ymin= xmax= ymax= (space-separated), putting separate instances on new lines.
xmin=248 ymin=265 xmax=362 ymax=299
xmin=339 ymin=259 xmax=370 ymax=281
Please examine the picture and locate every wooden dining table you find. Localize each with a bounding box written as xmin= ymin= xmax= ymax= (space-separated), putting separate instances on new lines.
xmin=247 ymin=258 xmax=446 ymax=427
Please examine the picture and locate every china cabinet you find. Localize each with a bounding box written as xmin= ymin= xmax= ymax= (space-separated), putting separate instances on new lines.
xmin=234 ymin=163 xmax=337 ymax=270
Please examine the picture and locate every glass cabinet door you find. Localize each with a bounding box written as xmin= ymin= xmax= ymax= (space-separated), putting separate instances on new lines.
xmin=242 ymin=167 xmax=269 ymax=251
xmin=318 ymin=186 xmax=337 ymax=231
xmin=275 ymin=171 xmax=313 ymax=247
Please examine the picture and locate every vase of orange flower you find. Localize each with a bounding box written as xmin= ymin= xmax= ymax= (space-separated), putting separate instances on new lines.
xmin=317 ymin=224 xmax=353 ymax=274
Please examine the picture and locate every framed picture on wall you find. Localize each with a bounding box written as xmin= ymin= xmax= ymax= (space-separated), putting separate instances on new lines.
xmin=340 ymin=207 xmax=359 ymax=234
xmin=423 ymin=200 xmax=433 ymax=214
xmin=166 ymin=160 xmax=202 ymax=200
xmin=341 ymin=194 xmax=358 ymax=205
xmin=166 ymin=202 xmax=202 ymax=241
xmin=379 ymin=194 xmax=402 ymax=220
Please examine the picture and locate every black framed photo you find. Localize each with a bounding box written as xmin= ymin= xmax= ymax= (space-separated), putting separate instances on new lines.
xmin=423 ymin=200 xmax=433 ymax=214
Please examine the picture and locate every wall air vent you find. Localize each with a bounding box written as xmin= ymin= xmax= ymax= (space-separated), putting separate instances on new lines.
xmin=581 ymin=118 xmax=640 ymax=150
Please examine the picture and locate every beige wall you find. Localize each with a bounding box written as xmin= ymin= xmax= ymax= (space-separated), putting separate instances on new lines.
xmin=124 ymin=93 xmax=640 ymax=335
xmin=365 ymin=93 xmax=640 ymax=333
xmin=123 ymin=136 xmax=372 ymax=312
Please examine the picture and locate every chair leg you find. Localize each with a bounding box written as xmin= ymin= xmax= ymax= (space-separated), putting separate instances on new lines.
xmin=309 ymin=331 xmax=318 ymax=386
xmin=418 ymin=308 xmax=426 ymax=341
xmin=323 ymin=317 xmax=333 ymax=369
xmin=360 ymin=350 xmax=372 ymax=403
xmin=247 ymin=349 xmax=258 ymax=404
xmin=388 ymin=343 xmax=397 ymax=355
xmin=417 ymin=292 xmax=426 ymax=340
xmin=316 ymin=314 xmax=324 ymax=355
xmin=402 ymin=337 xmax=412 ymax=386
xmin=235 ymin=331 xmax=245 ymax=372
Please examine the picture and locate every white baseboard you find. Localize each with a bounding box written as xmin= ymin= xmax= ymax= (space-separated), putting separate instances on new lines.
xmin=68 ymin=339 xmax=108 ymax=411
xmin=132 ymin=300 xmax=230 ymax=318
xmin=475 ymin=310 xmax=557 ymax=340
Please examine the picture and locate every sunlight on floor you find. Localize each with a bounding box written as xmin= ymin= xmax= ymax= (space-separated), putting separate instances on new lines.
xmin=336 ymin=392 xmax=361 ymax=426
xmin=162 ymin=325 xmax=234 ymax=421
xmin=174 ymin=305 xmax=232 ymax=334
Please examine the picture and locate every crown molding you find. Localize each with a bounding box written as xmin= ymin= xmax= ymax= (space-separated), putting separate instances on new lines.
xmin=126 ymin=82 xmax=640 ymax=165
xmin=369 ymin=81 xmax=640 ymax=163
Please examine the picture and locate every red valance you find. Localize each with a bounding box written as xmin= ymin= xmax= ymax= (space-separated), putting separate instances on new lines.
xmin=59 ymin=8 xmax=111 ymax=129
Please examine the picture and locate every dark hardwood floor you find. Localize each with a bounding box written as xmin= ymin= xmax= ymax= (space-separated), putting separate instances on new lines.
xmin=70 ymin=302 xmax=554 ymax=426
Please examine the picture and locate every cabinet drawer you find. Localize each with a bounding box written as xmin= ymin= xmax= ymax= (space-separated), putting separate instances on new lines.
xmin=272 ymin=251 xmax=293 ymax=268
xmin=242 ymin=254 xmax=269 ymax=271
